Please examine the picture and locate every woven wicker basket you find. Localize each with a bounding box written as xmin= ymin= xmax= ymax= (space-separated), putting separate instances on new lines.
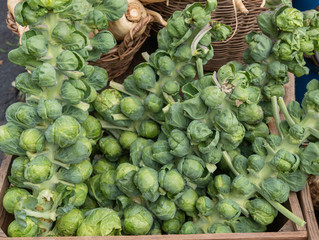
xmin=146 ymin=0 xmax=266 ymax=71
xmin=5 ymin=11 xmax=153 ymax=80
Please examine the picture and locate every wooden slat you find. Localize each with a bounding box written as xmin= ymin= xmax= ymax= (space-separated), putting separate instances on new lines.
xmin=6 ymin=231 xmax=308 ymax=240
xmin=299 ymin=183 xmax=319 ymax=240
xmin=288 ymin=192 xmax=306 ymax=231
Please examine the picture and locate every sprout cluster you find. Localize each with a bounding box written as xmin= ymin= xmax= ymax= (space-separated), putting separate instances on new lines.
xmin=2 ymin=0 xmax=319 ymax=237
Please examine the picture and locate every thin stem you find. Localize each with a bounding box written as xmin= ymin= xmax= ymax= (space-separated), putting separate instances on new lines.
xmin=271 ymin=96 xmax=283 ymax=139
xmin=190 ymin=23 xmax=212 ymax=55
xmin=196 ymin=58 xmax=204 ymax=79
xmin=278 ymin=97 xmax=295 ymax=127
xmin=308 ymin=127 xmax=319 ymax=139
xmin=222 ymin=151 xmax=240 ymax=176
xmin=109 ymin=81 xmax=132 ymax=96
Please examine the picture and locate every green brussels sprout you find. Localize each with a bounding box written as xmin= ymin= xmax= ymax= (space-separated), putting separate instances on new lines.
xmin=162 ymin=210 xmax=185 ymax=234
xmin=24 ymin=155 xmax=53 ymax=184
xmin=187 ymin=120 xmax=212 ymax=144
xmin=131 ymin=137 xmax=153 ymax=166
xmin=19 ymin=128 xmax=45 ymax=153
xmin=157 ymin=55 xmax=175 ymax=75
xmin=123 ymin=204 xmax=153 ymax=235
xmin=77 ymin=208 xmax=121 ymax=236
xmin=134 ymin=167 xmax=159 ymax=202
xmin=257 ymin=11 xmax=279 ymax=39
xmin=144 ymin=94 xmax=163 ymax=113
xmin=32 ymin=63 xmax=56 ymax=87
xmin=90 ymin=30 xmax=116 ymax=52
xmin=85 ymin=66 xmax=108 ymax=91
xmin=15 ymin=72 xmax=42 ymax=96
xmin=58 ymin=159 xmax=93 ymax=184
xmin=0 ymin=123 xmax=25 ymax=155
xmin=133 ymin=63 xmax=156 ymax=90
xmin=119 ymin=131 xmax=138 ymax=150
xmin=208 ymin=223 xmax=232 ymax=233
xmin=180 ymin=64 xmax=196 ymax=82
xmin=51 ymin=21 xmax=72 ymax=43
xmin=175 ymin=187 xmax=198 ymax=215
xmin=6 ymin=102 xmax=40 ymax=129
xmin=248 ymin=154 xmax=265 ymax=172
xmin=237 ymin=103 xmax=263 ymax=125
xmin=289 ymin=124 xmax=305 ymax=141
xmin=167 ymin=128 xmax=189 ymax=157
xmin=268 ymin=61 xmax=289 ymax=83
xmin=245 ymin=63 xmax=267 ymax=86
xmin=22 ymin=34 xmax=48 ymax=58
xmin=303 ymin=10 xmax=319 ymax=27
xmin=149 ymin=220 xmax=162 ymax=235
xmin=229 ymin=216 xmax=266 ymax=233
xmin=217 ymin=199 xmax=241 ymax=220
xmin=278 ymin=170 xmax=307 ymax=192
xmin=202 ymin=146 xmax=223 ymax=164
xmin=252 ymin=137 xmax=267 ymax=157
xmin=180 ymin=221 xmax=196 ymax=234
xmin=56 ymin=50 xmax=84 ymax=71
xmin=3 ymin=187 xmax=30 ymax=214
xmin=82 ymin=195 xmax=98 ymax=210
xmin=61 ymin=80 xmax=86 ymax=105
xmin=178 ymin=155 xmax=205 ymax=180
xmin=81 ymin=116 xmax=102 ymax=140
xmin=261 ymin=177 xmax=290 ymax=203
xmin=62 ymin=105 xmax=89 ymax=124
xmin=165 ymin=102 xmax=190 ymax=129
xmin=232 ymin=175 xmax=254 ymax=195
xmin=214 ymin=174 xmax=231 ymax=194
xmin=8 ymin=218 xmax=38 ymax=237
xmin=166 ymin=11 xmax=188 ymax=38
xmin=66 ymin=183 xmax=88 ymax=207
xmin=230 ymin=85 xmax=248 ymax=102
xmin=45 ymin=115 xmax=81 ymax=148
xmin=158 ymin=28 xmax=173 ymax=51
xmin=37 ymin=98 xmax=62 ymax=120
xmin=99 ymin=136 xmax=122 ymax=161
xmin=196 ymin=196 xmax=214 ymax=216
xmin=280 ymin=120 xmax=290 ymax=137
xmin=275 ymin=7 xmax=303 ymax=32
xmin=93 ymin=89 xmax=122 ymax=118
xmin=266 ymin=134 xmax=282 ymax=149
xmin=139 ymin=120 xmax=160 ymax=139
xmin=93 ymin=158 xmax=116 ymax=175
xmin=174 ymin=44 xmax=192 ymax=61
xmin=120 ymin=97 xmax=144 ymax=121
xmin=163 ymin=81 xmax=180 ymax=95
xmin=55 ymin=137 xmax=92 ymax=164
xmin=116 ymin=163 xmax=140 ymax=197
xmin=88 ymin=174 xmax=113 ymax=207
xmin=246 ymin=32 xmax=273 ymax=62
xmin=300 ymin=142 xmax=319 ymax=175
xmin=220 ymin=123 xmax=245 ymax=151
xmin=149 ymin=196 xmax=176 ymax=221
xmin=287 ymin=101 xmax=302 ymax=124
xmin=151 ymin=140 xmax=174 ymax=165
xmin=271 ymin=149 xmax=300 ymax=173
xmin=159 ymin=164 xmax=185 ymax=195
xmin=245 ymin=122 xmax=269 ymax=142
xmin=86 ymin=9 xmax=108 ymax=30
xmin=210 ymin=21 xmax=233 ymax=42
xmin=57 ymin=208 xmax=85 ymax=236
xmin=233 ymin=154 xmax=249 ymax=175
xmin=246 ymin=198 xmax=278 ymax=225
xmin=123 ymin=75 xmax=147 ymax=98
xmin=10 ymin=156 xmax=29 ymax=182
xmin=214 ymin=108 xmax=239 ymax=134
xmin=100 ymin=170 xmax=122 ymax=200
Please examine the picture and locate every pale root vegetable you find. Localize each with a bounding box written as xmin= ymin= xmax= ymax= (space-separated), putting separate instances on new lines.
xmin=235 ymin=0 xmax=249 ymax=15
xmin=108 ymin=0 xmax=166 ymax=41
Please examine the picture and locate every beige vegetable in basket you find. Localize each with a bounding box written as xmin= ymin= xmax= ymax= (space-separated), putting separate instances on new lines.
xmin=7 ymin=0 xmax=29 ymax=38
xmin=108 ymin=0 xmax=167 ymax=41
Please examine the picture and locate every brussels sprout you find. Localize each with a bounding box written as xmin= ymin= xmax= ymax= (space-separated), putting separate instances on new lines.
xmin=156 ymin=55 xmax=175 ymax=76
xmin=119 ymin=131 xmax=138 ymax=150
xmin=82 ymin=195 xmax=98 ymax=210
xmin=139 ymin=120 xmax=160 ymax=139
xmin=15 ymin=72 xmax=42 ymax=96
xmin=187 ymin=120 xmax=212 ymax=144
xmin=58 ymin=159 xmax=93 ymax=184
xmin=180 ymin=221 xmax=196 ymax=234
xmin=88 ymin=174 xmax=113 ymax=207
xmin=287 ymin=101 xmax=302 ymax=124
xmin=167 ymin=129 xmax=190 ymax=157
xmin=133 ymin=64 xmax=156 ymax=90
xmin=163 ymin=81 xmax=179 ymax=95
xmin=100 ymin=170 xmax=122 ymax=200
xmin=245 ymin=122 xmax=269 ymax=142
xmin=24 ymin=155 xmax=53 ymax=184
xmin=123 ymin=204 xmax=153 ymax=235
xmin=6 ymin=102 xmax=40 ymax=129
xmin=23 ymin=34 xmax=48 ymax=58
xmin=278 ymin=170 xmax=307 ymax=192
xmin=120 ymin=97 xmax=144 ymax=121
xmin=149 ymin=196 xmax=176 ymax=221
xmin=174 ymin=44 xmax=192 ymax=61
xmin=37 ymin=98 xmax=62 ymax=120
xmin=261 ymin=177 xmax=290 ymax=203
xmin=32 ymin=63 xmax=57 ymax=87
xmin=220 ymin=124 xmax=245 ymax=151
xmin=81 ymin=116 xmax=102 ymax=140
xmin=233 ymin=154 xmax=249 ymax=175
xmin=196 ymin=196 xmax=214 ymax=216
xmin=215 ymin=108 xmax=239 ymax=134
xmin=10 ymin=156 xmax=29 ymax=182
xmin=77 ymin=208 xmax=121 ymax=236
xmin=246 ymin=32 xmax=273 ymax=62
xmin=229 ymin=216 xmax=266 ymax=233
xmin=257 ymin=11 xmax=279 ymax=39
xmin=51 ymin=21 xmax=72 ymax=43
xmin=165 ymin=102 xmax=190 ymax=129
xmin=85 ymin=66 xmax=108 ymax=91
xmin=99 ymin=136 xmax=122 ymax=161
xmin=217 ymin=199 xmax=241 ymax=220
xmin=151 ymin=140 xmax=174 ymax=165
xmin=93 ymin=158 xmax=116 ymax=175
xmin=86 ymin=9 xmax=108 ymax=30
xmin=57 ymin=208 xmax=85 ymax=236
xmin=246 ymin=198 xmax=278 ymax=225
xmin=159 ymin=165 xmax=185 ymax=195
xmin=116 ymin=163 xmax=140 ymax=197
xmin=149 ymin=220 xmax=162 ymax=235
xmin=268 ymin=61 xmax=289 ymax=83
xmin=45 ymin=115 xmax=81 ymax=148
xmin=66 ymin=183 xmax=88 ymax=207
xmin=248 ymin=154 xmax=265 ymax=172
xmin=144 ymin=94 xmax=163 ymax=113
xmin=300 ymin=142 xmax=319 ymax=175
xmin=166 ymin=11 xmax=188 ymax=38
xmin=210 ymin=21 xmax=233 ymax=42
xmin=62 ymin=105 xmax=89 ymax=124
xmin=208 ymin=223 xmax=232 ymax=233
xmin=56 ymin=50 xmax=84 ymax=71
xmin=237 ymin=103 xmax=263 ymax=125
xmin=8 ymin=218 xmax=38 ymax=237
xmin=19 ymin=128 xmax=45 ymax=153
xmin=134 ymin=167 xmax=160 ymax=202
xmin=232 ymin=175 xmax=254 ymax=195
xmin=0 ymin=123 xmax=25 ymax=155
xmin=252 ymin=137 xmax=267 ymax=157
xmin=3 ymin=187 xmax=30 ymax=214
xmin=275 ymin=7 xmax=303 ymax=32
xmin=162 ymin=210 xmax=185 ymax=234
xmin=178 ymin=155 xmax=205 ymax=180
xmin=202 ymin=146 xmax=223 ymax=164
xmin=214 ymin=174 xmax=231 ymax=194
xmin=271 ymin=149 xmax=300 ymax=173
xmin=55 ymin=137 xmax=92 ymax=164
xmin=180 ymin=64 xmax=196 ymax=82
xmin=175 ymin=187 xmax=198 ymax=216
xmin=289 ymin=124 xmax=305 ymax=141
